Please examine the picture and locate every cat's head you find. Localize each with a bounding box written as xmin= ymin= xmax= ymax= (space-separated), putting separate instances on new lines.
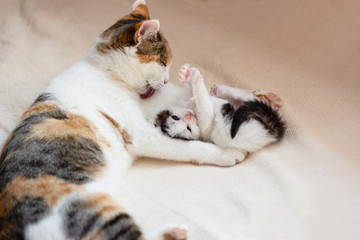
xmin=154 ymin=107 xmax=200 ymax=140
xmin=93 ymin=0 xmax=172 ymax=99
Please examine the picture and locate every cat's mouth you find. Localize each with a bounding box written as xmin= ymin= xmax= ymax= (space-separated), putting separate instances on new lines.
xmin=140 ymin=85 xmax=156 ymax=99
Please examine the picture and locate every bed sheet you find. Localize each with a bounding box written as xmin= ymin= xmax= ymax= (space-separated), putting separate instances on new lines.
xmin=0 ymin=0 xmax=360 ymax=239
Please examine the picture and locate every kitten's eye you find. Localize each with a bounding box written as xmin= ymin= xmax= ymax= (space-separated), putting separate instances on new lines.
xmin=187 ymin=127 xmax=192 ymax=132
xmin=172 ymin=116 xmax=180 ymax=121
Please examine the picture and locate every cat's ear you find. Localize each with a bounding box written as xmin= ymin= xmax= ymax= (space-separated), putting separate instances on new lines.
xmin=135 ymin=20 xmax=160 ymax=43
xmin=131 ymin=0 xmax=150 ymax=20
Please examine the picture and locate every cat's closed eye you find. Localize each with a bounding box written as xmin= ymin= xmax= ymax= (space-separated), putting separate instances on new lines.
xmin=187 ymin=127 xmax=192 ymax=132
xmin=172 ymin=115 xmax=180 ymax=121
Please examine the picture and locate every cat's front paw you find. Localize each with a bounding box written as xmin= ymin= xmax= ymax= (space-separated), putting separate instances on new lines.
xmin=253 ymin=90 xmax=282 ymax=109
xmin=178 ymin=64 xmax=190 ymax=84
xmin=224 ymin=149 xmax=247 ymax=163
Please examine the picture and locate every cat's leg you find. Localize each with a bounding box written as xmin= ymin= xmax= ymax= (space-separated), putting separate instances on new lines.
xmin=146 ymin=224 xmax=187 ymax=240
xmin=187 ymin=67 xmax=215 ymax=136
xmin=126 ymin=118 xmax=243 ymax=166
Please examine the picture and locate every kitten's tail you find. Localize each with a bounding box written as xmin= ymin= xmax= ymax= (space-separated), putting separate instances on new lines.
xmin=230 ymin=100 xmax=286 ymax=141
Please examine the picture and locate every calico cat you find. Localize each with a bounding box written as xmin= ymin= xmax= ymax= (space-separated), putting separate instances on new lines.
xmin=0 ymin=1 xmax=242 ymax=239
xmin=153 ymin=64 xmax=285 ymax=156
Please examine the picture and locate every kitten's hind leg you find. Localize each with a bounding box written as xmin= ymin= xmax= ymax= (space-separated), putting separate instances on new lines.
xmin=146 ymin=224 xmax=187 ymax=240
xmin=210 ymin=84 xmax=256 ymax=103
xmin=211 ymin=84 xmax=282 ymax=109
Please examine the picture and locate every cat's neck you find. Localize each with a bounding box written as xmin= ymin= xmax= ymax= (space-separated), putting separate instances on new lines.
xmin=83 ymin=43 xmax=133 ymax=91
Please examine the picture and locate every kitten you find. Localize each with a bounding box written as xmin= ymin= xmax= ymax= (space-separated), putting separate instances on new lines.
xmin=154 ymin=64 xmax=285 ymax=156
xmin=153 ymin=106 xmax=200 ymax=141
xmin=0 ymin=1 xmax=240 ymax=239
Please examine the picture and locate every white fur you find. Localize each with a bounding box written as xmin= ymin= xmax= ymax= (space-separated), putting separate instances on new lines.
xmin=25 ymin=207 xmax=66 ymax=240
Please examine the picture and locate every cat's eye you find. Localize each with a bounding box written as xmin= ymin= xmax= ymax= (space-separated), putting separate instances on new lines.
xmin=187 ymin=127 xmax=192 ymax=132
xmin=172 ymin=116 xmax=180 ymax=121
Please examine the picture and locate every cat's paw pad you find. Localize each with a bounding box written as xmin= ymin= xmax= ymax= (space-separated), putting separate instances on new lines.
xmin=162 ymin=226 xmax=188 ymax=240
xmin=188 ymin=67 xmax=204 ymax=85
xmin=253 ymin=90 xmax=282 ymax=109
xmin=178 ymin=64 xmax=190 ymax=84
xmin=210 ymin=84 xmax=218 ymax=96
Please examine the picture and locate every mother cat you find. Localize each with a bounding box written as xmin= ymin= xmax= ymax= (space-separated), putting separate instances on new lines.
xmin=0 ymin=1 xmax=240 ymax=239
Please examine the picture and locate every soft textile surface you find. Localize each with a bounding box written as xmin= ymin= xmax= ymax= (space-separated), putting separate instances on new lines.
xmin=1 ymin=0 xmax=360 ymax=239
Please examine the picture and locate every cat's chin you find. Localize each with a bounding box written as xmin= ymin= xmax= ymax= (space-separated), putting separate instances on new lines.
xmin=140 ymin=86 xmax=156 ymax=99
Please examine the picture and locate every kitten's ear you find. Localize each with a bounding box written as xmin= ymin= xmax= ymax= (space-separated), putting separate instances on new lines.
xmin=135 ymin=20 xmax=160 ymax=43
xmin=131 ymin=0 xmax=150 ymax=20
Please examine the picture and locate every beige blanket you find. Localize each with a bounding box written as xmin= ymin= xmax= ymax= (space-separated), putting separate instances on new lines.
xmin=1 ymin=0 xmax=360 ymax=239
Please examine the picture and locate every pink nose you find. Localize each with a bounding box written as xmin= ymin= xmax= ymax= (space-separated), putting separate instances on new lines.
xmin=185 ymin=113 xmax=193 ymax=121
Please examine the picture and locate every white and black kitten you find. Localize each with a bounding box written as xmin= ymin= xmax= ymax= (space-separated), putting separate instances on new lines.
xmin=153 ymin=64 xmax=285 ymax=157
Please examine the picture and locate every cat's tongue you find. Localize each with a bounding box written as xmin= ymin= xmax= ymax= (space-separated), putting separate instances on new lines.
xmin=140 ymin=87 xmax=156 ymax=99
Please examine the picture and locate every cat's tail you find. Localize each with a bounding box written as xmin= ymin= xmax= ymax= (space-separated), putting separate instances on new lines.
xmin=230 ymin=100 xmax=286 ymax=141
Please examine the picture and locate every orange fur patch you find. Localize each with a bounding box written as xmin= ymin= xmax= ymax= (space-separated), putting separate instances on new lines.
xmin=137 ymin=54 xmax=159 ymax=64
xmin=100 ymin=112 xmax=132 ymax=145
xmin=88 ymin=193 xmax=125 ymax=217
xmin=31 ymin=113 xmax=98 ymax=141
xmin=131 ymin=3 xmax=150 ymax=20
xmin=20 ymin=103 xmax=60 ymax=121
xmin=2 ymin=175 xmax=82 ymax=208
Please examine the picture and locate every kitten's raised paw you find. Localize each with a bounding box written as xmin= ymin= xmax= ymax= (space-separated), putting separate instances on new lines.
xmin=188 ymin=67 xmax=204 ymax=85
xmin=178 ymin=64 xmax=190 ymax=84
xmin=253 ymin=90 xmax=282 ymax=109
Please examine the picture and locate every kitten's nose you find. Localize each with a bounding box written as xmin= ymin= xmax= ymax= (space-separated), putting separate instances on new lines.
xmin=185 ymin=113 xmax=193 ymax=121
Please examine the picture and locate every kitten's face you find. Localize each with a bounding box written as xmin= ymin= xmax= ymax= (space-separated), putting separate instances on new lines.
xmin=155 ymin=107 xmax=200 ymax=140
xmin=96 ymin=0 xmax=172 ymax=99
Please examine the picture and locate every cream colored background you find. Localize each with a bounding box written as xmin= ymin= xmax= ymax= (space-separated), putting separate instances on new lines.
xmin=1 ymin=0 xmax=360 ymax=239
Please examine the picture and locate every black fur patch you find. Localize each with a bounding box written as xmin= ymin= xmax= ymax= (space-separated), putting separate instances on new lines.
xmin=32 ymin=93 xmax=53 ymax=106
xmin=230 ymin=100 xmax=286 ymax=140
xmin=221 ymin=103 xmax=235 ymax=120
xmin=61 ymin=199 xmax=102 ymax=239
xmin=155 ymin=110 xmax=171 ymax=134
xmin=0 ymin=196 xmax=50 ymax=239
xmin=102 ymin=213 xmax=142 ymax=240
